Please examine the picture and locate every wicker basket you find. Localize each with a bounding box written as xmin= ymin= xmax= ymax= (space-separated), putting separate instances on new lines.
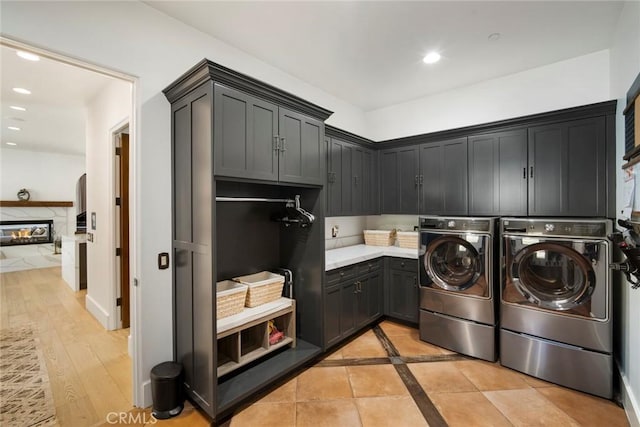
xmin=363 ymin=229 xmax=396 ymax=246
xmin=233 ymin=271 xmax=285 ymax=307
xmin=216 ymin=280 xmax=248 ymax=319
xmin=397 ymin=231 xmax=419 ymax=249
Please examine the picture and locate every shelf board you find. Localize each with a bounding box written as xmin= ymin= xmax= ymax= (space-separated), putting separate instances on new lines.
xmin=217 ymin=297 xmax=294 ymax=337
xmin=0 ymin=200 xmax=73 ymax=207
xmin=217 ymin=337 xmax=295 ymax=377
xmin=217 ymin=339 xmax=321 ymax=414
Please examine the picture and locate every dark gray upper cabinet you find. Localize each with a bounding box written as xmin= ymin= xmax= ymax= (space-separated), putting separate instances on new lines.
xmin=468 ymin=129 xmax=528 ymax=216
xmin=528 ymin=117 xmax=606 ymax=216
xmin=380 ymin=146 xmax=419 ymax=214
xmin=213 ymin=84 xmax=325 ymax=186
xmin=214 ymin=85 xmax=279 ymax=182
xmin=326 ymin=134 xmax=377 ymax=216
xmin=279 ymin=107 xmax=325 ymax=185
xmin=419 ymin=138 xmax=468 ymax=215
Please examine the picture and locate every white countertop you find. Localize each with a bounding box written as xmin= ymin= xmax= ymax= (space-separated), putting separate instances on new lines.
xmin=326 ymin=244 xmax=418 ymax=271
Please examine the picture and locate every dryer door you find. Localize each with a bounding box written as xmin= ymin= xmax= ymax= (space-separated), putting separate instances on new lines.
xmin=422 ymin=233 xmax=490 ymax=298
xmin=504 ymin=238 xmax=609 ymax=319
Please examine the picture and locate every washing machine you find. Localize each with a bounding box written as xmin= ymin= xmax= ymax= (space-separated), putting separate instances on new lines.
xmin=500 ymin=218 xmax=613 ymax=398
xmin=419 ymin=216 xmax=498 ymax=361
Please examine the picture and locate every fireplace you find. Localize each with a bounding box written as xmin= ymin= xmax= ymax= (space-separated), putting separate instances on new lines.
xmin=0 ymin=220 xmax=54 ymax=247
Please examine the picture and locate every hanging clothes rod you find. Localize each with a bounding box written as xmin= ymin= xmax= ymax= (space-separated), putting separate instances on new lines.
xmin=215 ymin=197 xmax=294 ymax=203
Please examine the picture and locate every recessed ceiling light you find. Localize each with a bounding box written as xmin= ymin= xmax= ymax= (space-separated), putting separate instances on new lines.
xmin=6 ymin=142 xmax=17 ymax=146
xmin=8 ymin=126 xmax=21 ymax=131
xmin=488 ymin=33 xmax=501 ymax=41
xmin=10 ymin=106 xmax=27 ymax=111
xmin=423 ymin=52 xmax=441 ymax=64
xmin=16 ymin=50 xmax=40 ymax=61
xmin=13 ymin=88 xmax=31 ymax=95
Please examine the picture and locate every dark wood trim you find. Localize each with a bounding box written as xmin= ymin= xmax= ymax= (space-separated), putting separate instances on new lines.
xmin=376 ymin=100 xmax=617 ymax=149
xmin=624 ymin=72 xmax=640 ymax=113
xmin=163 ymin=59 xmax=333 ymax=121
xmin=325 ymin=124 xmax=376 ymax=147
xmin=623 ymin=144 xmax=640 ymax=161
xmin=0 ymin=200 xmax=73 ymax=207
xmin=119 ymin=133 xmax=131 ymax=329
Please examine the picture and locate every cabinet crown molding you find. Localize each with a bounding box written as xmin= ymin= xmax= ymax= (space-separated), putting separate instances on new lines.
xmin=163 ymin=59 xmax=333 ymax=121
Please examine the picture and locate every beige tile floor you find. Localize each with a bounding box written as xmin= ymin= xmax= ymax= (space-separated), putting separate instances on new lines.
xmin=129 ymin=320 xmax=629 ymax=426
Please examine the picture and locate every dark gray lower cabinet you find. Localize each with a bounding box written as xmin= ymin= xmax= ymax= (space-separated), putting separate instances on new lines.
xmin=324 ymin=262 xmax=383 ymax=348
xmin=386 ymin=258 xmax=419 ymax=323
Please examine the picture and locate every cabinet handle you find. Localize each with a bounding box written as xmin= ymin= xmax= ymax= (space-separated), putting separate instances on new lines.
xmin=340 ymin=271 xmax=345 ymax=277
xmin=401 ymin=262 xmax=405 ymax=267
xmin=280 ymin=137 xmax=287 ymax=152
xmin=273 ymin=135 xmax=280 ymax=152
xmin=420 ymin=175 xmax=424 ymax=185
xmin=523 ymin=167 xmax=526 ymax=179
xmin=414 ymin=175 xmax=419 ymax=187
xmin=414 ymin=276 xmax=418 ymax=288
xmin=354 ymin=175 xmax=359 ymax=186
xmin=530 ymin=166 xmax=534 ymax=178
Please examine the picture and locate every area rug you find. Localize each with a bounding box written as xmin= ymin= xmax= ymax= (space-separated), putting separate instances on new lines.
xmin=0 ymin=323 xmax=57 ymax=426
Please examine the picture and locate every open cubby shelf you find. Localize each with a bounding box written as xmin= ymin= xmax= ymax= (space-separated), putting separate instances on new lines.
xmin=217 ymin=298 xmax=296 ymax=377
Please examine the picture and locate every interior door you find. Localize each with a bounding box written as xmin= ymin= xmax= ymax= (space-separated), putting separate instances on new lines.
xmin=116 ymin=133 xmax=130 ymax=328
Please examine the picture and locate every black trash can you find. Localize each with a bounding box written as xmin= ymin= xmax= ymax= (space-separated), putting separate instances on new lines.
xmin=150 ymin=361 xmax=184 ymax=419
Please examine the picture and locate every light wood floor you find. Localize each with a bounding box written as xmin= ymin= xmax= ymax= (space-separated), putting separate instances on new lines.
xmin=1 ymin=267 xmax=132 ymax=426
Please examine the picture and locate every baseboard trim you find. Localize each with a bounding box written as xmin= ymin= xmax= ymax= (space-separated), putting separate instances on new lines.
xmin=619 ymin=367 xmax=640 ymax=427
xmin=85 ymin=294 xmax=110 ymax=329
xmin=142 ymin=380 xmax=152 ymax=408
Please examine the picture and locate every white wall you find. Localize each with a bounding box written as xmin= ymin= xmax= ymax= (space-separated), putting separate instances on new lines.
xmin=0 ymin=148 xmax=85 ymax=203
xmin=84 ymin=79 xmax=131 ymax=330
xmin=365 ymin=50 xmax=611 ymax=141
xmin=611 ymin=2 xmax=640 ymax=425
xmin=0 ymin=0 xmax=367 ymax=407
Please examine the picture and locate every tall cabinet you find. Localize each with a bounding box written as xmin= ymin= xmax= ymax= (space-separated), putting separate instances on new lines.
xmin=164 ymin=60 xmax=332 ymax=421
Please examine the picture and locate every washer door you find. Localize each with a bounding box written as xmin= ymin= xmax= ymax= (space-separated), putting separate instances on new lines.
xmin=424 ymin=235 xmax=482 ymax=292
xmin=510 ymin=242 xmax=595 ymax=311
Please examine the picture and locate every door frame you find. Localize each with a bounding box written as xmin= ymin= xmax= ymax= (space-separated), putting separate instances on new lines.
xmin=0 ymin=37 xmax=144 ymax=408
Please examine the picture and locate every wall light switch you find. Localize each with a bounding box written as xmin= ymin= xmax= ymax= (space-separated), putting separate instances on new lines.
xmin=331 ymin=225 xmax=339 ymax=238
xmin=87 ymin=232 xmax=94 ymax=242
xmin=158 ymin=252 xmax=170 ymax=270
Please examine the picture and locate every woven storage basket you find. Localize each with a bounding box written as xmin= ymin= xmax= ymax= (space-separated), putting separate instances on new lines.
xmin=216 ymin=280 xmax=248 ymax=319
xmin=233 ymin=271 xmax=285 ymax=307
xmin=397 ymin=231 xmax=419 ymax=249
xmin=363 ymin=229 xmax=396 ymax=246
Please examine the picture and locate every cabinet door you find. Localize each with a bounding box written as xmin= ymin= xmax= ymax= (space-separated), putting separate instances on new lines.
xmin=380 ymin=149 xmax=399 ymax=213
xmin=340 ymin=281 xmax=357 ymax=337
xmin=352 ymin=147 xmax=363 ymax=214
xmin=327 ymin=139 xmax=350 ymax=215
xmin=325 ymin=136 xmax=333 ymax=215
xmin=214 ymin=84 xmax=279 ymax=182
xmin=468 ymin=130 xmax=527 ymax=216
xmin=420 ymin=138 xmax=467 ymax=215
xmin=279 ymin=108 xmax=325 ymax=185
xmin=420 ymin=142 xmax=443 ymax=214
xmin=388 ymin=269 xmax=409 ymax=320
xmin=341 ymin=142 xmax=354 ymax=215
xmin=528 ymin=117 xmax=606 ymax=216
xmin=365 ymin=272 xmax=382 ymax=323
xmin=324 ymin=284 xmax=342 ymax=347
xmin=405 ymin=272 xmax=419 ymax=323
xmin=380 ymin=146 xmax=419 ymax=214
xmin=442 ymin=138 xmax=468 ymax=215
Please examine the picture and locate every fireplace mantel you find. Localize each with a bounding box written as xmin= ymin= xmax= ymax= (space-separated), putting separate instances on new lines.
xmin=0 ymin=201 xmax=73 ymax=208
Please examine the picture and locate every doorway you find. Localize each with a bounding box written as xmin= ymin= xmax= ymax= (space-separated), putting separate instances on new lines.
xmin=115 ymin=129 xmax=131 ymax=329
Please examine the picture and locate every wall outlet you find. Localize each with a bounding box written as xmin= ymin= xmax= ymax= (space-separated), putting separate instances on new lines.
xmin=331 ymin=225 xmax=339 ymax=238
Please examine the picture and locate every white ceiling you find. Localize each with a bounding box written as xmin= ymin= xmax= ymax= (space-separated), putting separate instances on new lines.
xmin=146 ymin=1 xmax=624 ymax=111
xmin=0 ymin=45 xmax=116 ymax=155
xmin=0 ymin=1 xmax=625 ymax=156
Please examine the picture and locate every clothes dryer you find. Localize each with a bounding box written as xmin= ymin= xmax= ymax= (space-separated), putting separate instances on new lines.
xmin=500 ymin=218 xmax=613 ymax=398
xmin=419 ymin=216 xmax=498 ymax=361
